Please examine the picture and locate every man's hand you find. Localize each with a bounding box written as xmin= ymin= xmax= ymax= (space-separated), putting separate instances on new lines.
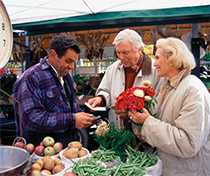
xmin=75 ymin=112 xmax=94 ymax=129
xmin=87 ymin=96 xmax=102 ymax=108
xmin=128 ymin=108 xmax=150 ymax=124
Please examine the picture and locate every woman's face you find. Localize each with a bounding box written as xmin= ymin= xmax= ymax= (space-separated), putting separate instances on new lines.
xmin=154 ymin=48 xmax=174 ymax=78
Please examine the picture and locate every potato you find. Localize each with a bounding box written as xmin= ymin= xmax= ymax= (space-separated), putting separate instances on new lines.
xmin=42 ymin=156 xmax=51 ymax=162
xmin=54 ymin=158 xmax=62 ymax=166
xmin=31 ymin=170 xmax=41 ymax=176
xmin=63 ymin=148 xmax=79 ymax=159
xmin=78 ymin=148 xmax=88 ymax=157
xmin=43 ymin=156 xmax=55 ymax=171
xmin=68 ymin=141 xmax=82 ymax=149
xmin=36 ymin=159 xmax=44 ymax=169
xmin=41 ymin=169 xmax=52 ymax=175
xmin=52 ymin=164 xmax=64 ymax=174
xmin=32 ymin=163 xmax=42 ymax=171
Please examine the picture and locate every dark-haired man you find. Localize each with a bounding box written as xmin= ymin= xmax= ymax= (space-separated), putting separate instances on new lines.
xmin=13 ymin=34 xmax=94 ymax=146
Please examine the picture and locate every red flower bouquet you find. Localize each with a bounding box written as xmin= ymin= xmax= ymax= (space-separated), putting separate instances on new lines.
xmin=115 ymin=80 xmax=156 ymax=114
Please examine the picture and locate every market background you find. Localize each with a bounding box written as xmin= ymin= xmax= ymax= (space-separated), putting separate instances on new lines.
xmin=0 ymin=0 xmax=210 ymax=151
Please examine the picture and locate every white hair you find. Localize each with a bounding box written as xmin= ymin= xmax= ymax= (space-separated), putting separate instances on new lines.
xmin=112 ymin=29 xmax=145 ymax=50
xmin=156 ymin=37 xmax=196 ymax=70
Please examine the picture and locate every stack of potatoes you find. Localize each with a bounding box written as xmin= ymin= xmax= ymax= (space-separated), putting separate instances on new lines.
xmin=31 ymin=156 xmax=65 ymax=176
xmin=63 ymin=141 xmax=89 ymax=160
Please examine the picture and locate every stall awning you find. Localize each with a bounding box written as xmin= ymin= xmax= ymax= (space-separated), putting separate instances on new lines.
xmin=12 ymin=5 xmax=210 ymax=35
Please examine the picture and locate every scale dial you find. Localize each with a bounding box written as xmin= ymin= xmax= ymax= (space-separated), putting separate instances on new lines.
xmin=0 ymin=1 xmax=13 ymax=68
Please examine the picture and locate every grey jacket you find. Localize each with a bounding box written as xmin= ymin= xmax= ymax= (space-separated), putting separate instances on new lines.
xmin=142 ymin=75 xmax=210 ymax=176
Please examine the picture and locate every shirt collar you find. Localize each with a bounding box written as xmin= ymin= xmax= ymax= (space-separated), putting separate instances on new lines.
xmin=118 ymin=61 xmax=124 ymax=70
xmin=49 ymin=62 xmax=59 ymax=77
xmin=49 ymin=62 xmax=65 ymax=86
xmin=117 ymin=57 xmax=143 ymax=77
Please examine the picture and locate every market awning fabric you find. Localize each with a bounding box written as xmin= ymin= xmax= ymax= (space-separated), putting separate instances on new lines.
xmin=13 ymin=5 xmax=210 ymax=35
xmin=3 ymin=0 xmax=210 ymax=34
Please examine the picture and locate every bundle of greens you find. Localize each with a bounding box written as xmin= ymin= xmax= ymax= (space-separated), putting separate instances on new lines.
xmin=95 ymin=124 xmax=136 ymax=161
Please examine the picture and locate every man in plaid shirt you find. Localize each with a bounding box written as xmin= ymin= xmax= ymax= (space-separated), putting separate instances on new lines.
xmin=13 ymin=34 xmax=94 ymax=146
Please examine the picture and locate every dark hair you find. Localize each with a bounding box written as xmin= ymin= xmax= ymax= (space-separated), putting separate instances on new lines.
xmin=50 ymin=34 xmax=80 ymax=58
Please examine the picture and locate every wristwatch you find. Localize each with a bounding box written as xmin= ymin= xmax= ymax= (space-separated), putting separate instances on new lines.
xmin=0 ymin=1 xmax=13 ymax=68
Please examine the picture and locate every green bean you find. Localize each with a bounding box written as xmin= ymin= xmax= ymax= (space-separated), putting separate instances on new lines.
xmin=72 ymin=146 xmax=158 ymax=176
xmin=113 ymin=164 xmax=122 ymax=176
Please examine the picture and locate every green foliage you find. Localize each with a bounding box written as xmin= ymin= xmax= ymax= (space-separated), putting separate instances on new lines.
xmin=144 ymin=97 xmax=157 ymax=114
xmin=204 ymin=52 xmax=210 ymax=61
xmin=73 ymin=74 xmax=89 ymax=86
xmin=95 ymin=125 xmax=136 ymax=161
xmin=0 ymin=72 xmax=16 ymax=117
xmin=73 ymin=74 xmax=89 ymax=95
xmin=0 ymin=73 xmax=16 ymax=97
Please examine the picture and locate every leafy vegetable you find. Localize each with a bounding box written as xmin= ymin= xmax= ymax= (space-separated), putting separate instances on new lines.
xmin=95 ymin=125 xmax=136 ymax=161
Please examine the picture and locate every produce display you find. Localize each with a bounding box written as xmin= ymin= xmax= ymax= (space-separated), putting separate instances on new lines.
xmin=13 ymin=136 xmax=63 ymax=157
xmin=95 ymin=121 xmax=136 ymax=161
xmin=34 ymin=136 xmax=63 ymax=157
xmin=66 ymin=120 xmax=160 ymax=176
xmin=71 ymin=147 xmax=158 ymax=176
xmin=11 ymin=128 xmax=161 ymax=176
xmin=31 ymin=156 xmax=65 ymax=175
xmin=10 ymin=91 xmax=161 ymax=176
xmin=61 ymin=141 xmax=90 ymax=164
xmin=13 ymin=137 xmax=35 ymax=154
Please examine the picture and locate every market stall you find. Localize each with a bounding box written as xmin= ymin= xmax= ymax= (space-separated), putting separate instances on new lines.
xmin=1 ymin=1 xmax=210 ymax=176
xmin=1 ymin=122 xmax=162 ymax=176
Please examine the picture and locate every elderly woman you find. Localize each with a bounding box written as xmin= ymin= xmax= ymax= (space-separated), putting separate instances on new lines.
xmin=129 ymin=37 xmax=210 ymax=176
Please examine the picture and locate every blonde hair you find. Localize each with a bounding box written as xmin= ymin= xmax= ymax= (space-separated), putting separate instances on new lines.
xmin=156 ymin=37 xmax=196 ymax=70
xmin=112 ymin=29 xmax=145 ymax=50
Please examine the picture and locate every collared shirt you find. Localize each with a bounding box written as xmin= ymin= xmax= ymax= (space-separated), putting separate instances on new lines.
xmin=124 ymin=55 xmax=145 ymax=90
xmin=13 ymin=58 xmax=78 ymax=144
xmin=47 ymin=61 xmax=71 ymax=108
xmin=48 ymin=61 xmax=64 ymax=86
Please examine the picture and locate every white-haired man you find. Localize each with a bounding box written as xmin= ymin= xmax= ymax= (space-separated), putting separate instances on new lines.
xmin=88 ymin=29 xmax=159 ymax=129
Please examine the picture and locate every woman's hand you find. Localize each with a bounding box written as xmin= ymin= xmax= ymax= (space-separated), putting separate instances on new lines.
xmin=115 ymin=109 xmax=128 ymax=119
xmin=128 ymin=108 xmax=150 ymax=124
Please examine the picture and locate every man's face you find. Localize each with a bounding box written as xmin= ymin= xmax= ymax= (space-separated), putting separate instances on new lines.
xmin=115 ymin=40 xmax=140 ymax=68
xmin=55 ymin=49 xmax=79 ymax=77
